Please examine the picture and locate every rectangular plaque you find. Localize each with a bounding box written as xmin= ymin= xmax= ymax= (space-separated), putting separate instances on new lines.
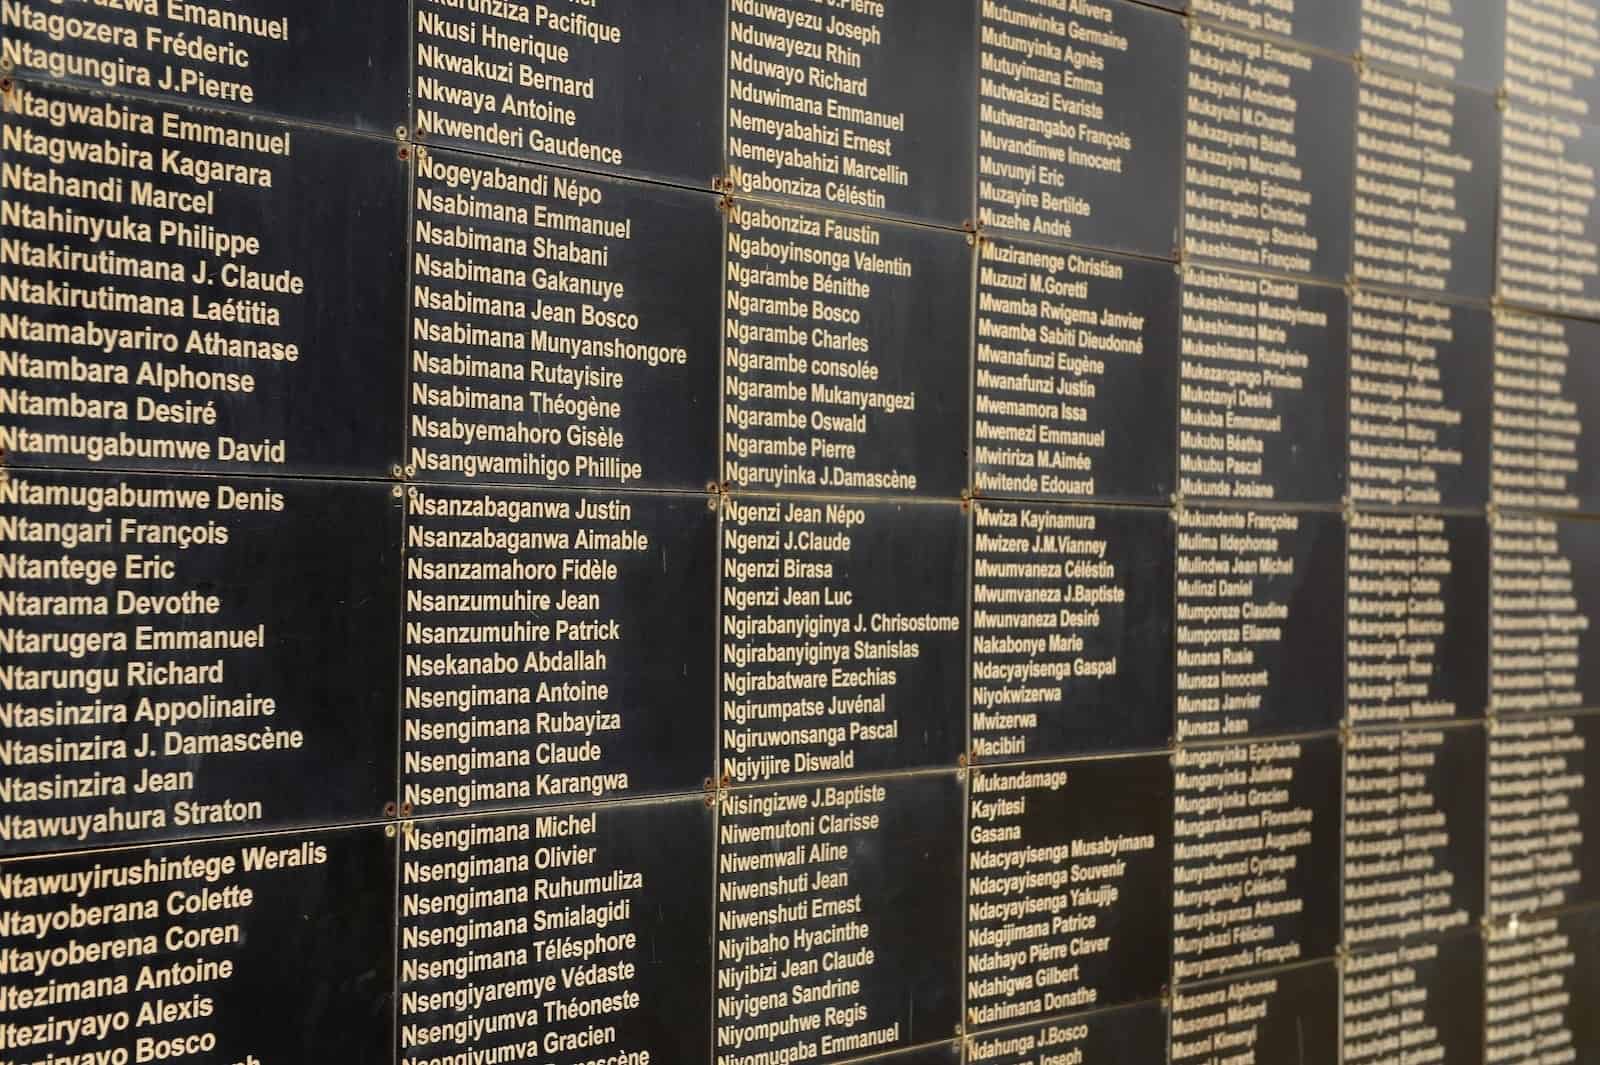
xmin=715 ymin=772 xmax=963 ymax=1064
xmin=1171 ymin=959 xmax=1339 ymax=1065
xmin=1362 ymin=0 xmax=1504 ymax=91
xmin=1353 ymin=69 xmax=1499 ymax=299
xmin=1183 ymin=26 xmax=1355 ymax=283
xmin=399 ymin=797 xmax=712 ymax=1065
xmin=1349 ymin=292 xmax=1491 ymax=509
xmin=1345 ymin=933 xmax=1485 ymax=1065
xmin=966 ymin=1001 xmax=1168 ymax=1065
xmin=725 ymin=0 xmax=977 ymax=226
xmin=412 ymin=0 xmax=723 ymax=186
xmin=1502 ymin=5 xmax=1600 ymax=121
xmin=967 ymin=756 xmax=1173 ymax=1028
xmin=724 ymin=201 xmax=970 ymax=498
xmin=1497 ymin=106 xmax=1600 ymax=318
xmin=1485 ymin=907 xmax=1600 ymax=1064
xmin=973 ymin=239 xmax=1179 ymax=504
xmin=407 ymin=147 xmax=721 ymax=490
xmin=971 ymin=500 xmax=1174 ymax=760
xmin=401 ymin=484 xmax=715 ymax=814
xmin=0 ymin=469 xmax=399 ymax=855
xmin=720 ymin=497 xmax=965 ymax=782
xmin=1189 ymin=0 xmax=1359 ymax=55
xmin=0 ymin=1 xmax=408 ymax=132
xmin=0 ymin=81 xmax=407 ymax=478
xmin=1491 ymin=310 xmax=1600 ymax=514
xmin=0 ymin=825 xmax=396 ymax=1064
xmin=1175 ymin=506 xmax=1345 ymax=740
xmin=1344 ymin=724 xmax=1485 ymax=947
xmin=1348 ymin=512 xmax=1489 ymax=727
xmin=1179 ymin=266 xmax=1349 ymax=505
xmin=976 ymin=0 xmax=1186 ymax=258
xmin=1172 ymin=735 xmax=1342 ymax=983
xmin=1491 ymin=513 xmax=1600 ymax=715
xmin=1488 ymin=711 xmax=1600 ymax=917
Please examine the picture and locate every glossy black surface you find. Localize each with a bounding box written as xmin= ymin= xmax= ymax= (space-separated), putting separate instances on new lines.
xmin=725 ymin=0 xmax=977 ymax=225
xmin=967 ymin=756 xmax=1173 ymax=1026
xmin=1485 ymin=906 xmax=1600 ymax=1064
xmin=1171 ymin=960 xmax=1339 ymax=1065
xmin=1178 ymin=268 xmax=1350 ymax=505
xmin=1183 ymin=27 xmax=1355 ymax=283
xmin=399 ymin=798 xmax=712 ymax=1065
xmin=1344 ymin=725 xmax=1485 ymax=947
xmin=1491 ymin=514 xmax=1600 ymax=715
xmin=413 ymin=0 xmax=724 ymax=186
xmin=1345 ymin=932 xmax=1484 ymax=1065
xmin=401 ymin=485 xmax=716 ymax=813
xmin=0 ymin=825 xmax=396 ymax=1064
xmin=973 ymin=240 xmax=1179 ymax=504
xmin=971 ymin=500 xmax=1174 ymax=760
xmin=1 ymin=1 xmax=407 ymax=131
xmin=1349 ymin=293 xmax=1492 ymax=509
xmin=0 ymin=470 xmax=400 ymax=855
xmin=0 ymin=82 xmax=407 ymax=478
xmin=1347 ymin=512 xmax=1490 ymax=727
xmin=723 ymin=201 xmax=971 ymax=498
xmin=1497 ymin=106 xmax=1600 ymax=319
xmin=976 ymin=0 xmax=1186 ymax=258
xmin=1492 ymin=311 xmax=1600 ymax=514
xmin=407 ymin=149 xmax=721 ymax=490
xmin=714 ymin=773 xmax=963 ymax=1064
xmin=719 ymin=497 xmax=966 ymax=781
xmin=1175 ymin=506 xmax=1346 ymax=740
xmin=1172 ymin=735 xmax=1342 ymax=983
xmin=1488 ymin=711 xmax=1600 ymax=917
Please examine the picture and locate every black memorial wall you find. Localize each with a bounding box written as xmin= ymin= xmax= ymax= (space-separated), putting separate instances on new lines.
xmin=0 ymin=2 xmax=1594 ymax=1064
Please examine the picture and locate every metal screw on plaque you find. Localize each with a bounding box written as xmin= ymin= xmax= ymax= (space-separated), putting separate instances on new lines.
xmin=390 ymin=463 xmax=403 ymax=479
xmin=395 ymin=125 xmax=409 ymax=141
xmin=383 ymin=801 xmax=398 ymax=818
xmin=400 ymin=802 xmax=414 ymax=817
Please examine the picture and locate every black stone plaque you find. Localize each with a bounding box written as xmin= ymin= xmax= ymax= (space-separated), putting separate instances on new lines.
xmin=976 ymin=0 xmax=1185 ymax=258
xmin=1497 ymin=106 xmax=1600 ymax=318
xmin=0 ymin=469 xmax=399 ymax=855
xmin=966 ymin=1000 xmax=1168 ymax=1065
xmin=1189 ymin=0 xmax=1359 ymax=55
xmin=1344 ymin=724 xmax=1486 ymax=947
xmin=1491 ymin=513 xmax=1600 ymax=715
xmin=1179 ymin=267 xmax=1349 ymax=505
xmin=967 ymin=756 xmax=1173 ymax=1028
xmin=399 ymin=797 xmax=712 ymax=1065
xmin=974 ymin=239 xmax=1179 ymax=504
xmin=1171 ymin=959 xmax=1339 ymax=1065
xmin=971 ymin=500 xmax=1174 ymax=760
xmin=407 ymin=147 xmax=720 ymax=491
xmin=1488 ymin=711 xmax=1600 ymax=917
xmin=0 ymin=825 xmax=395 ymax=1064
xmin=725 ymin=0 xmax=976 ymax=226
xmin=1353 ymin=70 xmax=1499 ymax=300
xmin=1349 ymin=292 xmax=1491 ymax=510
xmin=0 ymin=1 xmax=407 ymax=132
xmin=719 ymin=496 xmax=965 ymax=782
xmin=724 ymin=200 xmax=969 ymax=498
xmin=412 ymin=0 xmax=723 ymax=186
xmin=1345 ymin=932 xmax=1485 ymax=1065
xmin=1172 ymin=735 xmax=1341 ymax=983
xmin=401 ymin=484 xmax=715 ymax=814
xmin=1491 ymin=310 xmax=1600 ymax=514
xmin=1347 ymin=512 xmax=1489 ymax=727
xmin=715 ymin=772 xmax=963 ymax=1064
xmin=1485 ymin=906 xmax=1600 ymax=1065
xmin=1502 ymin=5 xmax=1600 ymax=121
xmin=1184 ymin=27 xmax=1356 ymax=283
xmin=1362 ymin=0 xmax=1504 ymax=92
xmin=1175 ymin=506 xmax=1345 ymax=741
xmin=0 ymin=81 xmax=407 ymax=478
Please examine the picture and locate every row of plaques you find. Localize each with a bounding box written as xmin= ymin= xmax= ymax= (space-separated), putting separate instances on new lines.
xmin=3 ymin=773 xmax=1597 ymax=1065
xmin=5 ymin=4 xmax=1600 ymax=302
xmin=6 ymin=75 xmax=1600 ymax=508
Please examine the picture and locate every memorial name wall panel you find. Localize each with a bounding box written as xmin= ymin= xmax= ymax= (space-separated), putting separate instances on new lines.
xmin=412 ymin=0 xmax=724 ymax=187
xmin=0 ymin=468 xmax=400 ymax=855
xmin=1485 ymin=905 xmax=1600 ymax=1065
xmin=1361 ymin=0 xmax=1504 ymax=92
xmin=1170 ymin=958 xmax=1340 ymax=1065
xmin=965 ymin=1000 xmax=1169 ymax=1065
xmin=974 ymin=238 xmax=1179 ymax=504
xmin=1487 ymin=710 xmax=1600 ymax=918
xmin=1491 ymin=310 xmax=1600 ymax=515
xmin=1491 ymin=512 xmax=1600 ymax=715
xmin=1189 ymin=0 xmax=1359 ymax=57
xmin=976 ymin=0 xmax=1186 ymax=258
xmin=1496 ymin=106 xmax=1600 ymax=319
xmin=1343 ymin=931 xmax=1485 ymax=1065
xmin=1502 ymin=1 xmax=1600 ymax=122
xmin=0 ymin=81 xmax=408 ymax=478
